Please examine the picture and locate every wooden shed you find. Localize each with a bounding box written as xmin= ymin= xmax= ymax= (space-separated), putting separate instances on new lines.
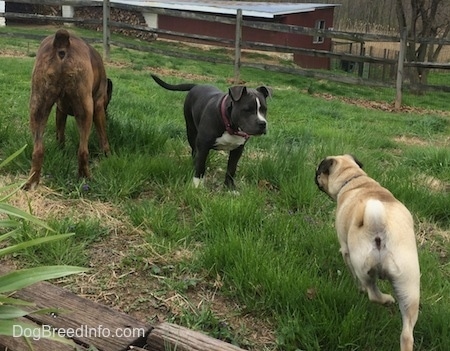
xmin=140 ymin=0 xmax=339 ymax=69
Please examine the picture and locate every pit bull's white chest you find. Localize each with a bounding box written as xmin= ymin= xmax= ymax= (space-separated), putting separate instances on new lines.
xmin=214 ymin=132 xmax=246 ymax=151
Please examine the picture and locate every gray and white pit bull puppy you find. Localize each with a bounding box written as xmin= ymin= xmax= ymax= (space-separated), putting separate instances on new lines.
xmin=151 ymin=74 xmax=271 ymax=188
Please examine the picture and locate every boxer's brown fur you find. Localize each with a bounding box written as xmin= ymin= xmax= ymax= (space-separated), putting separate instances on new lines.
xmin=25 ymin=29 xmax=112 ymax=190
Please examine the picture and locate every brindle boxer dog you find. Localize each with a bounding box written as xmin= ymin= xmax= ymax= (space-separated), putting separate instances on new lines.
xmin=24 ymin=29 xmax=112 ymax=190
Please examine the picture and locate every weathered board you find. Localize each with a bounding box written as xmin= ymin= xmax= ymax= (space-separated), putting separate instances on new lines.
xmin=147 ymin=322 xmax=246 ymax=351
xmin=0 ymin=267 xmax=152 ymax=351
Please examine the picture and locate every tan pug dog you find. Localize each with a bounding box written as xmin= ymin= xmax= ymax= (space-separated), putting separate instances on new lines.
xmin=315 ymin=154 xmax=420 ymax=351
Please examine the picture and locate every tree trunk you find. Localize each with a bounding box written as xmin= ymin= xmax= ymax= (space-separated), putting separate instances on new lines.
xmin=395 ymin=0 xmax=449 ymax=94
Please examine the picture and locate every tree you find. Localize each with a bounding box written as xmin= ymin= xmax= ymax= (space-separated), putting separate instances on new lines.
xmin=396 ymin=0 xmax=450 ymax=88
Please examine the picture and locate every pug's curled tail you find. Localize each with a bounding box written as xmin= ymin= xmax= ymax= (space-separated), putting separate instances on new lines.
xmin=53 ymin=29 xmax=71 ymax=60
xmin=363 ymin=199 xmax=400 ymax=279
xmin=364 ymin=199 xmax=387 ymax=251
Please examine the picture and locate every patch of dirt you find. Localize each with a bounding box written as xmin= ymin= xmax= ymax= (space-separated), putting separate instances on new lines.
xmin=393 ymin=135 xmax=430 ymax=147
xmin=315 ymin=92 xmax=450 ymax=117
xmin=393 ymin=135 xmax=450 ymax=150
xmin=415 ymin=174 xmax=450 ymax=193
xmin=0 ymin=48 xmax=28 ymax=58
xmin=416 ymin=221 xmax=449 ymax=263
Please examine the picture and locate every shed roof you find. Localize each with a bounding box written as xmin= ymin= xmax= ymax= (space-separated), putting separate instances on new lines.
xmin=112 ymin=0 xmax=339 ymax=19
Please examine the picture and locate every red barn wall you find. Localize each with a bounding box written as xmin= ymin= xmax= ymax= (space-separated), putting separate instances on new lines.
xmin=282 ymin=8 xmax=334 ymax=69
xmin=158 ymin=7 xmax=334 ymax=69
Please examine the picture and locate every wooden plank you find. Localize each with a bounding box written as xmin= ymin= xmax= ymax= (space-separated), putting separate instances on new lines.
xmin=0 ymin=267 xmax=152 ymax=351
xmin=4 ymin=12 xmax=102 ymax=25
xmin=13 ymin=284 xmax=152 ymax=351
xmin=242 ymin=19 xmax=399 ymax=43
xmin=111 ymin=41 xmax=230 ymax=65
xmin=147 ymin=322 xmax=246 ymax=351
xmin=108 ymin=20 xmax=235 ymax=46
xmin=2 ymin=0 xmax=100 ymax=6
xmin=242 ymin=40 xmax=399 ymax=64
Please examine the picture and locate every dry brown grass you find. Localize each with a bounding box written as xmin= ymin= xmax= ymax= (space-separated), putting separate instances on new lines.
xmin=393 ymin=135 xmax=450 ymax=148
xmin=0 ymin=175 xmax=125 ymax=227
xmin=416 ymin=220 xmax=449 ymax=262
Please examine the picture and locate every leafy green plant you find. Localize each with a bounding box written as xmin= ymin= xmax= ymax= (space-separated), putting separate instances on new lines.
xmin=0 ymin=145 xmax=88 ymax=347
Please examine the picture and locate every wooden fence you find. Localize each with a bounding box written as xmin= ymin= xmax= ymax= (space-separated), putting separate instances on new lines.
xmin=1 ymin=0 xmax=450 ymax=100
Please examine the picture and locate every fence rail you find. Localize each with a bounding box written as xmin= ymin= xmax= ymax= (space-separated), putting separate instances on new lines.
xmin=1 ymin=0 xmax=450 ymax=95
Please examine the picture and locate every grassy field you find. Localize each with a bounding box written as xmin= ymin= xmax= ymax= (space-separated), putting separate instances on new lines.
xmin=0 ymin=26 xmax=449 ymax=351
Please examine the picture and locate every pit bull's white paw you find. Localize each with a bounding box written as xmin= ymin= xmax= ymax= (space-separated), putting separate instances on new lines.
xmin=193 ymin=177 xmax=204 ymax=188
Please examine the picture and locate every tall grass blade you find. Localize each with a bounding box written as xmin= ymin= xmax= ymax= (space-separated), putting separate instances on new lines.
xmin=0 ymin=295 xmax=35 ymax=306
xmin=0 ymin=266 xmax=88 ymax=294
xmin=0 ymin=203 xmax=54 ymax=232
xmin=0 ymin=144 xmax=27 ymax=169
xmin=0 ymin=182 xmax=26 ymax=202
xmin=0 ymin=305 xmax=32 ymax=319
xmin=0 ymin=234 xmax=75 ymax=257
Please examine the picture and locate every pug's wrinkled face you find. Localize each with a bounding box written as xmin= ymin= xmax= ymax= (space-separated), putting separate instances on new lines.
xmin=315 ymin=154 xmax=364 ymax=200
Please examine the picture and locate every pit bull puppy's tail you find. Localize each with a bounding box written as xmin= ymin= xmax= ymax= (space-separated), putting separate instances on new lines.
xmin=53 ymin=29 xmax=71 ymax=60
xmin=151 ymin=74 xmax=196 ymax=91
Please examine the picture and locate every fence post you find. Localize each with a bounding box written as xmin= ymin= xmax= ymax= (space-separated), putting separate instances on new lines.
xmin=0 ymin=1 xmax=5 ymax=27
xmin=103 ymin=0 xmax=110 ymax=61
xmin=234 ymin=9 xmax=242 ymax=84
xmin=395 ymin=28 xmax=407 ymax=109
xmin=357 ymin=43 xmax=365 ymax=77
xmin=62 ymin=5 xmax=74 ymax=26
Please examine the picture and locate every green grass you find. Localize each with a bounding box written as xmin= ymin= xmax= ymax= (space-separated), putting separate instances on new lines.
xmin=15 ymin=218 xmax=108 ymax=266
xmin=1 ymin=26 xmax=449 ymax=351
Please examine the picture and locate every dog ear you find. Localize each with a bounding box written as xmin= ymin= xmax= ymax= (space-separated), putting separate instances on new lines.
xmin=257 ymin=86 xmax=272 ymax=99
xmin=316 ymin=158 xmax=335 ymax=176
xmin=229 ymin=86 xmax=246 ymax=101
xmin=315 ymin=157 xmax=334 ymax=192
xmin=349 ymin=154 xmax=363 ymax=169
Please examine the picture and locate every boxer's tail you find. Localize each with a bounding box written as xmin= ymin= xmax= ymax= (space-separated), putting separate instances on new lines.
xmin=53 ymin=29 xmax=71 ymax=60
xmin=151 ymin=74 xmax=196 ymax=91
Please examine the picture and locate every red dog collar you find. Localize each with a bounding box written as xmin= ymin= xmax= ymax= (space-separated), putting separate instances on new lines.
xmin=220 ymin=95 xmax=250 ymax=140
